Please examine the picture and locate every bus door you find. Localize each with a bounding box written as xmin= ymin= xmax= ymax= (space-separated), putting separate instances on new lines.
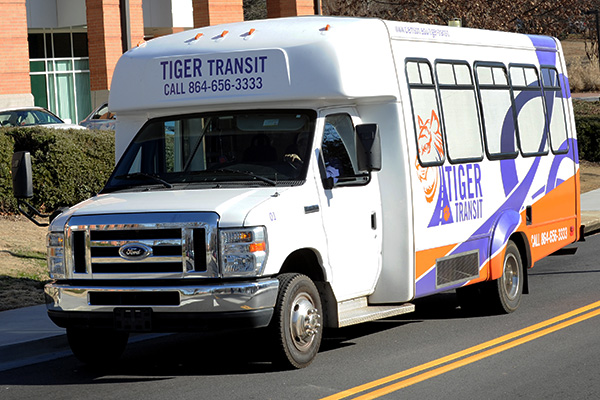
xmin=316 ymin=110 xmax=383 ymax=300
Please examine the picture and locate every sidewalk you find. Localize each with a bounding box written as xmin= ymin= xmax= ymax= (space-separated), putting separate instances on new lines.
xmin=0 ymin=305 xmax=69 ymax=371
xmin=1 ymin=189 xmax=600 ymax=372
xmin=572 ymin=92 xmax=600 ymax=102
xmin=580 ymin=186 xmax=600 ymax=233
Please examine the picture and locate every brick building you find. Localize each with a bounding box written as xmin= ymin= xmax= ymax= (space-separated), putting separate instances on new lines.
xmin=0 ymin=0 xmax=319 ymax=124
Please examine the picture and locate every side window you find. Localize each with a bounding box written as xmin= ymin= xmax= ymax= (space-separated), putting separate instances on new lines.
xmin=406 ymin=59 xmax=445 ymax=166
xmin=541 ymin=67 xmax=569 ymax=154
xmin=509 ymin=65 xmax=549 ymax=156
xmin=436 ymin=61 xmax=483 ymax=162
xmin=475 ymin=63 xmax=518 ymax=159
xmin=321 ymin=113 xmax=365 ymax=186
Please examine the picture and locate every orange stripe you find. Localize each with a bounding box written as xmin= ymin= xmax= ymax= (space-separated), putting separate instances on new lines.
xmin=415 ymin=243 xmax=455 ymax=280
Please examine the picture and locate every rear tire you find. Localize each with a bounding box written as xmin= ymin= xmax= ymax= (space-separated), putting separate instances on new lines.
xmin=489 ymin=241 xmax=523 ymax=313
xmin=270 ymin=273 xmax=323 ymax=369
xmin=457 ymin=241 xmax=523 ymax=315
xmin=67 ymin=328 xmax=129 ymax=367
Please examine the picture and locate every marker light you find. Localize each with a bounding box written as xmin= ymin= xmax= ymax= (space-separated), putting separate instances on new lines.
xmin=248 ymin=28 xmax=256 ymax=35
xmin=195 ymin=33 xmax=204 ymax=40
xmin=324 ymin=24 xmax=331 ymax=31
xmin=136 ymin=40 xmax=146 ymax=47
xmin=220 ymin=30 xmax=229 ymax=38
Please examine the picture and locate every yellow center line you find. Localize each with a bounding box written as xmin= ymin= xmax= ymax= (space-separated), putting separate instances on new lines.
xmin=321 ymin=300 xmax=600 ymax=400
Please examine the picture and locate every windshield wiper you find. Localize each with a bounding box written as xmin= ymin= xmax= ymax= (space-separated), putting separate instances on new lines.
xmin=203 ymin=169 xmax=277 ymax=186
xmin=115 ymin=172 xmax=173 ymax=188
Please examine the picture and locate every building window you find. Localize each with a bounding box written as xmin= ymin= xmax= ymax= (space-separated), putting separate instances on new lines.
xmin=28 ymin=31 xmax=91 ymax=124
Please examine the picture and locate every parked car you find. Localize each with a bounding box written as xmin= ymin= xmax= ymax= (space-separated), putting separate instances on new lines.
xmin=79 ymin=103 xmax=116 ymax=130
xmin=0 ymin=107 xmax=85 ymax=129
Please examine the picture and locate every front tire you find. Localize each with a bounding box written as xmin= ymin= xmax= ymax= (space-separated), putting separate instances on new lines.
xmin=270 ymin=273 xmax=323 ymax=369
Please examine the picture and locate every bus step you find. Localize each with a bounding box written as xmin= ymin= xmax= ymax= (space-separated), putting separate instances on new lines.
xmin=337 ymin=297 xmax=415 ymax=327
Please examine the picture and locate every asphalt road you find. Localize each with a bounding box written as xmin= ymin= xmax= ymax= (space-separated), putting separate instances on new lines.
xmin=2 ymin=233 xmax=600 ymax=399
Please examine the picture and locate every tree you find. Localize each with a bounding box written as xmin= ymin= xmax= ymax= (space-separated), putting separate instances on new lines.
xmin=244 ymin=0 xmax=267 ymax=21
xmin=323 ymin=0 xmax=600 ymax=39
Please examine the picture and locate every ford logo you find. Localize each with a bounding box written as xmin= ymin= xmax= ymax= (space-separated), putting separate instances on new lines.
xmin=119 ymin=243 xmax=152 ymax=261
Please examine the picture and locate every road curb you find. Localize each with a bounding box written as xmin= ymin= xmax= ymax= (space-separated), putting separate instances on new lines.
xmin=582 ymin=212 xmax=600 ymax=236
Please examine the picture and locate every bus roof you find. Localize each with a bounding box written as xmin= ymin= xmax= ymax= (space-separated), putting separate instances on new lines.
xmin=109 ymin=16 xmax=553 ymax=114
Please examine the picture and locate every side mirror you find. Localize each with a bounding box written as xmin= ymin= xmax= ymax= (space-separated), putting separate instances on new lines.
xmin=356 ymin=124 xmax=381 ymax=172
xmin=11 ymin=151 xmax=33 ymax=199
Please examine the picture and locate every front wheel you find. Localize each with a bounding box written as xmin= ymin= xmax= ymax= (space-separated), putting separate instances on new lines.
xmin=270 ymin=273 xmax=323 ymax=369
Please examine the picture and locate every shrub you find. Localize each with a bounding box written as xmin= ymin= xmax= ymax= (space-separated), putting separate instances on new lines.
xmin=573 ymin=100 xmax=600 ymax=162
xmin=575 ymin=116 xmax=600 ymax=162
xmin=568 ymin=58 xmax=600 ymax=93
xmin=0 ymin=127 xmax=114 ymax=214
xmin=0 ymin=132 xmax=16 ymax=214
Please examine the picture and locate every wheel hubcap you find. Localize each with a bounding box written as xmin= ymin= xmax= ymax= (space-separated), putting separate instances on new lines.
xmin=503 ymin=252 xmax=520 ymax=300
xmin=289 ymin=293 xmax=321 ymax=352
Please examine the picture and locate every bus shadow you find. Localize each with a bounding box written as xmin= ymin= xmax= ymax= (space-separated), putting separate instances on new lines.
xmin=320 ymin=292 xmax=463 ymax=352
xmin=0 ymin=293 xmax=472 ymax=383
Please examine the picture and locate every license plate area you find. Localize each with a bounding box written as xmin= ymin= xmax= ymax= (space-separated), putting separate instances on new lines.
xmin=114 ymin=308 xmax=153 ymax=331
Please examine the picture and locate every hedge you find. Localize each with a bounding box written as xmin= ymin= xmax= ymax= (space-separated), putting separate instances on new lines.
xmin=574 ymin=100 xmax=600 ymax=162
xmin=575 ymin=116 xmax=600 ymax=162
xmin=0 ymin=127 xmax=114 ymax=215
xmin=0 ymin=132 xmax=16 ymax=213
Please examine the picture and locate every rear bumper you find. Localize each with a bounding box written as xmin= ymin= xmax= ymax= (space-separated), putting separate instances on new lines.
xmin=44 ymin=278 xmax=279 ymax=331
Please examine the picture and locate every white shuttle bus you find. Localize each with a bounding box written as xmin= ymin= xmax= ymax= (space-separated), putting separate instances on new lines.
xmin=39 ymin=16 xmax=580 ymax=368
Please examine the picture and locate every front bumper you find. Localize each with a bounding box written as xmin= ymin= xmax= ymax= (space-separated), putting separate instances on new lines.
xmin=44 ymin=278 xmax=279 ymax=331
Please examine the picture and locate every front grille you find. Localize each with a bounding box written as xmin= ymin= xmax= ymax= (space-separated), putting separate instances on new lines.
xmin=66 ymin=212 xmax=219 ymax=279
xmin=89 ymin=228 xmax=187 ymax=274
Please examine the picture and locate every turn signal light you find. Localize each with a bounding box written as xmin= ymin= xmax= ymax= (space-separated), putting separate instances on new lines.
xmin=249 ymin=242 xmax=266 ymax=253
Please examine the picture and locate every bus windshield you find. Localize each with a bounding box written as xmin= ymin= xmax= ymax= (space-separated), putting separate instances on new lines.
xmin=103 ymin=110 xmax=316 ymax=192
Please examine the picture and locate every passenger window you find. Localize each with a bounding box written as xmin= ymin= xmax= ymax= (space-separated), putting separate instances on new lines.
xmin=321 ymin=114 xmax=366 ymax=187
xmin=509 ymin=65 xmax=548 ymax=156
xmin=436 ymin=61 xmax=483 ymax=162
xmin=475 ymin=63 xmax=518 ymax=158
xmin=406 ymin=60 xmax=445 ymax=166
xmin=541 ymin=67 xmax=569 ymax=154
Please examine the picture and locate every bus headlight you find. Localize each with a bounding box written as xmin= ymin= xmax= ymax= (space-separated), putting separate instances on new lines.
xmin=220 ymin=227 xmax=267 ymax=277
xmin=47 ymin=232 xmax=66 ymax=279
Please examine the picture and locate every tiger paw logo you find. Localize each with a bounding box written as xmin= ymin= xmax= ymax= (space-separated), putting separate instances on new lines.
xmin=443 ymin=206 xmax=451 ymax=222
xmin=415 ymin=110 xmax=444 ymax=204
